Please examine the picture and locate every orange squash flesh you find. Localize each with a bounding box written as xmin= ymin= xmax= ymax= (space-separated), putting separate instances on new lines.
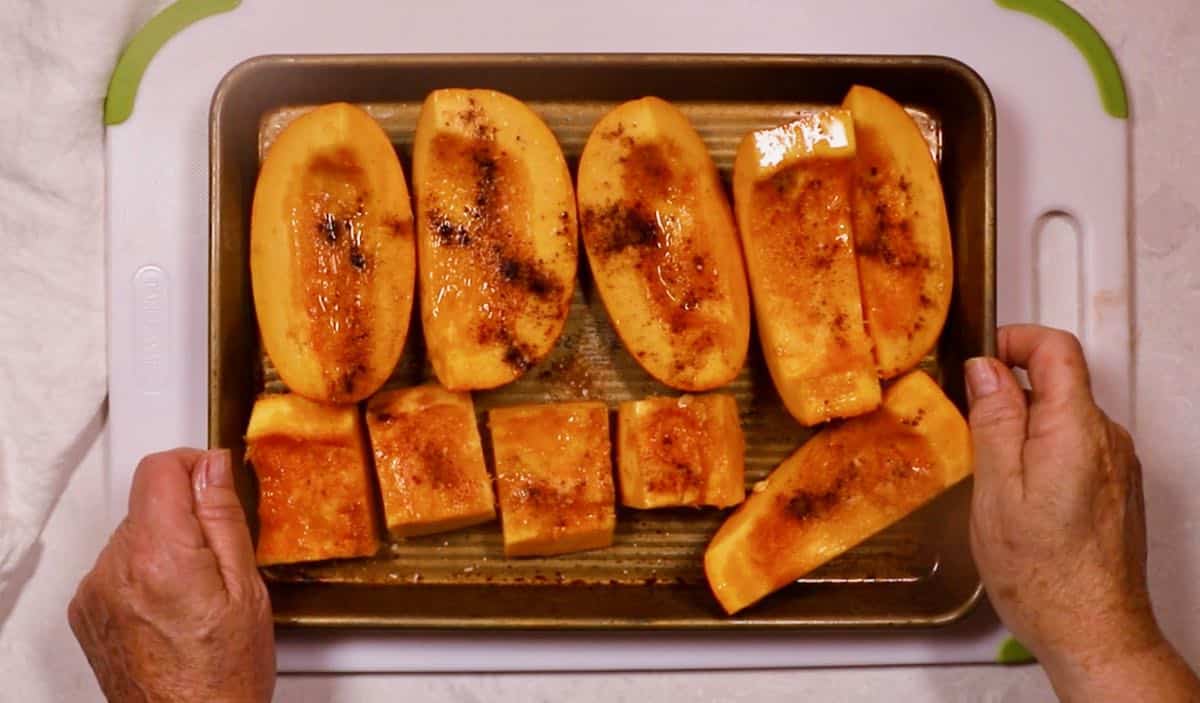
xmin=843 ymin=86 xmax=954 ymax=379
xmin=704 ymin=371 xmax=971 ymax=615
xmin=489 ymin=402 xmax=616 ymax=557
xmin=412 ymin=89 xmax=577 ymax=391
xmin=616 ymin=393 xmax=745 ymax=509
xmin=365 ymin=385 xmax=496 ymax=537
xmin=577 ymin=97 xmax=751 ymax=390
xmin=251 ymin=102 xmax=415 ymax=404
xmin=245 ymin=394 xmax=381 ymax=566
xmin=732 ymin=110 xmax=881 ymax=426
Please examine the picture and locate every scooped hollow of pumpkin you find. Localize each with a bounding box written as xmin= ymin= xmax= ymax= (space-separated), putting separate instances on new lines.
xmin=732 ymin=109 xmax=881 ymax=426
xmin=250 ymin=102 xmax=416 ymax=404
xmin=412 ymin=89 xmax=577 ymax=391
xmin=577 ymin=97 xmax=751 ymax=391
xmin=703 ymin=370 xmax=971 ymax=616
xmin=843 ymin=85 xmax=954 ymax=379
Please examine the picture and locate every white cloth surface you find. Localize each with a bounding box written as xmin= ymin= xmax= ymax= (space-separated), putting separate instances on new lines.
xmin=0 ymin=0 xmax=163 ymax=605
xmin=1 ymin=0 xmax=1199 ymax=700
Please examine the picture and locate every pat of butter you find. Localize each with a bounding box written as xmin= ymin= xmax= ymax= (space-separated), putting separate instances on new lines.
xmin=750 ymin=109 xmax=857 ymax=179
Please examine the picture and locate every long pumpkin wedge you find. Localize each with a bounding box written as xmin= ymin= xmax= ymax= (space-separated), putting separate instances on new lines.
xmin=412 ymin=89 xmax=577 ymax=390
xmin=577 ymin=97 xmax=751 ymax=390
xmin=704 ymin=370 xmax=971 ymax=615
xmin=732 ymin=110 xmax=881 ymax=426
xmin=843 ymin=86 xmax=954 ymax=378
xmin=251 ymin=102 xmax=415 ymax=403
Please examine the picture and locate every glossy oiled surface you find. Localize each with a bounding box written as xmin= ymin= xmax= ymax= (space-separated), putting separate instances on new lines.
xmin=219 ymin=56 xmax=992 ymax=628
xmin=704 ymin=371 xmax=972 ymax=615
xmin=365 ymin=385 xmax=496 ymax=537
xmin=617 ymin=394 xmax=745 ymax=509
xmin=577 ymin=97 xmax=750 ymax=391
xmin=245 ymin=394 xmax=380 ymax=566
xmin=250 ymin=102 xmax=414 ymax=403
xmin=256 ymin=98 xmax=944 ymax=591
xmin=489 ymin=402 xmax=615 ymax=557
xmin=412 ymin=89 xmax=577 ymax=390
xmin=733 ymin=111 xmax=881 ymax=426
xmin=844 ymin=86 xmax=954 ymax=379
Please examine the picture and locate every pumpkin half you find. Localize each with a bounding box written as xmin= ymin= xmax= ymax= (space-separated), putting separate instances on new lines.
xmin=250 ymin=102 xmax=415 ymax=403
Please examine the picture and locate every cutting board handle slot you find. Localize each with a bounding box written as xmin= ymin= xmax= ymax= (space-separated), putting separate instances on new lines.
xmin=1034 ymin=210 xmax=1084 ymax=336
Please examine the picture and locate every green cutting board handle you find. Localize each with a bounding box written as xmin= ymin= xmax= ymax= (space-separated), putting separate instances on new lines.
xmin=105 ymin=0 xmax=242 ymax=125
xmin=995 ymin=0 xmax=1128 ymax=118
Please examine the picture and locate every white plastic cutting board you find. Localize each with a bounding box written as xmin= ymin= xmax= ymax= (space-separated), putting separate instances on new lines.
xmin=105 ymin=0 xmax=1130 ymax=671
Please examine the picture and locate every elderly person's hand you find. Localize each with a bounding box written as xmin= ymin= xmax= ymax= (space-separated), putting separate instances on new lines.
xmin=69 ymin=448 xmax=274 ymax=702
xmin=967 ymin=324 xmax=1199 ymax=702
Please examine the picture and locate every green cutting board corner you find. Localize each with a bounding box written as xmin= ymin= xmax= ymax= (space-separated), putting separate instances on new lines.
xmin=105 ymin=0 xmax=242 ymax=125
xmin=997 ymin=636 xmax=1037 ymax=665
xmin=995 ymin=0 xmax=1128 ymax=118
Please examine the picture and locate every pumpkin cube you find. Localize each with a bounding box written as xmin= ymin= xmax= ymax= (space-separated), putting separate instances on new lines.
xmin=489 ymin=401 xmax=615 ymax=557
xmin=245 ymin=394 xmax=380 ymax=566
xmin=617 ymin=394 xmax=745 ymax=509
xmin=365 ymin=385 xmax=495 ymax=537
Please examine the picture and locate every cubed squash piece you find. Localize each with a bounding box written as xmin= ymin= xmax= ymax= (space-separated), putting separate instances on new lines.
xmin=577 ymin=97 xmax=751 ymax=391
xmin=732 ymin=110 xmax=881 ymax=426
xmin=704 ymin=371 xmax=971 ymax=614
xmin=413 ymin=89 xmax=577 ymax=390
xmin=617 ymin=394 xmax=745 ymax=509
xmin=843 ymin=85 xmax=954 ymax=378
xmin=245 ymin=394 xmax=380 ymax=566
xmin=489 ymin=401 xmax=615 ymax=557
xmin=251 ymin=102 xmax=415 ymax=403
xmin=365 ymin=385 xmax=496 ymax=537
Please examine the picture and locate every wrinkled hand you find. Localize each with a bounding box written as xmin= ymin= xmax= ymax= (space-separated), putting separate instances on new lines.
xmin=69 ymin=449 xmax=275 ymax=702
xmin=966 ymin=324 xmax=1198 ymax=701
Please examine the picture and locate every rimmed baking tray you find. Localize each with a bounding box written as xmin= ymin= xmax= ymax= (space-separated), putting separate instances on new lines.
xmin=210 ymin=54 xmax=995 ymax=629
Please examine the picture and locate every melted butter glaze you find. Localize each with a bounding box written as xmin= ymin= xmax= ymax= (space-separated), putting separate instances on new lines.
xmin=749 ymin=157 xmax=874 ymax=375
xmin=490 ymin=404 xmax=614 ymax=546
xmin=424 ymin=129 xmax=567 ymax=372
xmin=852 ymin=160 xmax=941 ymax=346
xmin=248 ymin=434 xmax=378 ymax=565
xmin=748 ymin=408 xmax=938 ymax=565
xmin=292 ymin=146 xmax=380 ymax=397
xmin=581 ymin=138 xmax=724 ymax=374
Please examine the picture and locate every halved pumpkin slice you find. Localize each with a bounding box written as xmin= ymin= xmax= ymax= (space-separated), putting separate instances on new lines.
xmin=251 ymin=102 xmax=415 ymax=403
xmin=412 ymin=89 xmax=577 ymax=390
xmin=732 ymin=110 xmax=881 ymax=426
xmin=843 ymin=85 xmax=954 ymax=378
xmin=577 ymin=97 xmax=751 ymax=390
xmin=704 ymin=371 xmax=971 ymax=615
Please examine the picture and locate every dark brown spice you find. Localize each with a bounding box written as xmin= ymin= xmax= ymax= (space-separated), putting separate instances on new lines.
xmin=583 ymin=204 xmax=661 ymax=255
xmin=502 ymin=343 xmax=533 ymax=371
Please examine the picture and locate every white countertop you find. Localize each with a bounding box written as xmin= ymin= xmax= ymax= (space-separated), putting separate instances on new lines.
xmin=2 ymin=0 xmax=1198 ymax=699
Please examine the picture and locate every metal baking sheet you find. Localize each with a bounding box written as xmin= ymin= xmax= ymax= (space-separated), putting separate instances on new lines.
xmin=210 ymin=54 xmax=995 ymax=629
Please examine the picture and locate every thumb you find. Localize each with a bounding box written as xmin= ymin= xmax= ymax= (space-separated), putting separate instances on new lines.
xmin=965 ymin=357 xmax=1029 ymax=489
xmin=192 ymin=449 xmax=260 ymax=595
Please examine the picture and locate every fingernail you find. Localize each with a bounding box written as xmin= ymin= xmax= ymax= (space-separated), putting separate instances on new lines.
xmin=206 ymin=449 xmax=233 ymax=489
xmin=193 ymin=453 xmax=209 ymax=501
xmin=965 ymin=358 xmax=1000 ymax=400
xmin=193 ymin=450 xmax=232 ymax=501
